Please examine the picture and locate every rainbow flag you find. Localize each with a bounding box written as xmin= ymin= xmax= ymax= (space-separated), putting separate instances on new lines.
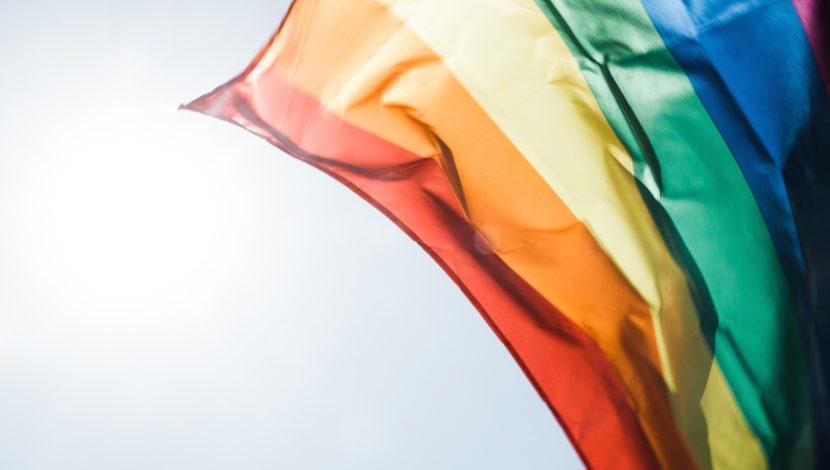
xmin=184 ymin=1 xmax=830 ymax=468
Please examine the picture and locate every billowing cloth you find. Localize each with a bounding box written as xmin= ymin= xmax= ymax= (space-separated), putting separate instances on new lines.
xmin=184 ymin=1 xmax=830 ymax=468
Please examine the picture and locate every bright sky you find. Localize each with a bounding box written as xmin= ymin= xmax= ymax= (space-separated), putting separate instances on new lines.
xmin=0 ymin=1 xmax=582 ymax=468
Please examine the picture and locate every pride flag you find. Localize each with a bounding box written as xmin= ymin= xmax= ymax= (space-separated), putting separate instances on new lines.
xmin=184 ymin=1 xmax=830 ymax=468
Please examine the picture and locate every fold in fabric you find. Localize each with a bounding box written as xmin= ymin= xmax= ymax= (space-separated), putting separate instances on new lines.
xmin=184 ymin=1 xmax=827 ymax=468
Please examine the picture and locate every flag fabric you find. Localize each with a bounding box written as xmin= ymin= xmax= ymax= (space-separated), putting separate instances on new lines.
xmin=183 ymin=1 xmax=830 ymax=468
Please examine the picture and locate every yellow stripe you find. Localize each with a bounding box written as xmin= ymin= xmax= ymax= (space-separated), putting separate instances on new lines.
xmin=258 ymin=1 xmax=693 ymax=465
xmin=255 ymin=0 xmax=765 ymax=467
xmin=371 ymin=0 xmax=765 ymax=468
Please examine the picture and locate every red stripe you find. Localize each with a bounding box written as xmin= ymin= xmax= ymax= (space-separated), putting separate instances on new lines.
xmin=183 ymin=72 xmax=661 ymax=470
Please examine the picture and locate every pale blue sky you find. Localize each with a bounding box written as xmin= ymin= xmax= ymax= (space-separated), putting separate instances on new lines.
xmin=0 ymin=1 xmax=582 ymax=468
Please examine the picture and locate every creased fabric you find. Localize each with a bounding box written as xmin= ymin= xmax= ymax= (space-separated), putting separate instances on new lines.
xmin=184 ymin=1 xmax=829 ymax=468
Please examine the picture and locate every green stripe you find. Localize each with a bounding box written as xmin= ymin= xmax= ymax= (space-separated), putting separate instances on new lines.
xmin=532 ymin=0 xmax=810 ymax=465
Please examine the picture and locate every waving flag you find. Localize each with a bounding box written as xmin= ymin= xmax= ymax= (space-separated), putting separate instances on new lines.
xmin=184 ymin=1 xmax=830 ymax=468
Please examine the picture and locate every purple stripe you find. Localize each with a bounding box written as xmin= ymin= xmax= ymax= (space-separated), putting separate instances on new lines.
xmin=793 ymin=0 xmax=830 ymax=98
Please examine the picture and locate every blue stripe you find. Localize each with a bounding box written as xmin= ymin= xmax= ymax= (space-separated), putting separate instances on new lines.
xmin=638 ymin=0 xmax=830 ymax=466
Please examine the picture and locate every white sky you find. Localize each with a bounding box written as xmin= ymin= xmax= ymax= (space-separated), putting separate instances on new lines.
xmin=0 ymin=1 xmax=582 ymax=468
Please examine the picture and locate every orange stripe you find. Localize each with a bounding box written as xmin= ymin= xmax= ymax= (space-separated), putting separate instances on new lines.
xmin=243 ymin=1 xmax=698 ymax=467
xmin=186 ymin=68 xmax=661 ymax=470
